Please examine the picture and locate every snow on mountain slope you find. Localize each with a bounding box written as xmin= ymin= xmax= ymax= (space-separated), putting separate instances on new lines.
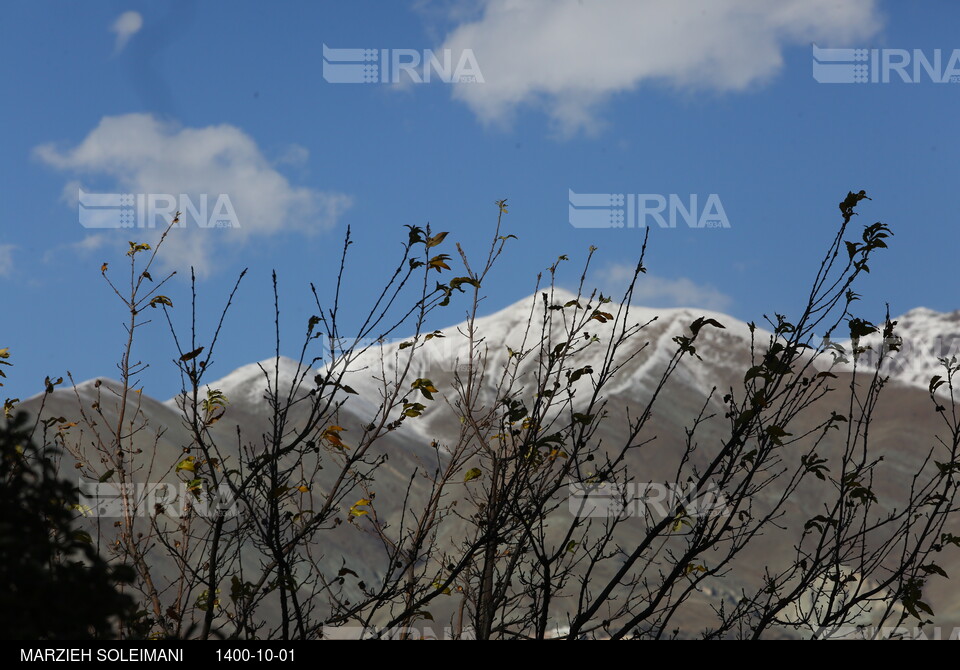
xmin=823 ymin=306 xmax=960 ymax=393
xmin=150 ymin=290 xmax=776 ymax=448
xmin=307 ymin=288 xmax=778 ymax=435
xmin=164 ymin=355 xmax=316 ymax=409
xmin=17 ymin=292 xmax=960 ymax=634
xmin=149 ymin=295 xmax=960 ymax=435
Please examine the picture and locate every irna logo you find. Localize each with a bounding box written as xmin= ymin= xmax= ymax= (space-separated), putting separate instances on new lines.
xmin=78 ymin=189 xmax=240 ymax=229
xmin=322 ymin=45 xmax=484 ymax=84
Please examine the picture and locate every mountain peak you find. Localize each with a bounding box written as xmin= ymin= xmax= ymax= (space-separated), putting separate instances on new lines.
xmin=167 ymin=355 xmax=315 ymax=407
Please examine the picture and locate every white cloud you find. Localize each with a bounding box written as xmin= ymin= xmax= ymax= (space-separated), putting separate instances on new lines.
xmin=274 ymin=144 xmax=310 ymax=167
xmin=0 ymin=245 xmax=13 ymax=277
xmin=42 ymin=234 xmax=111 ymax=267
xmin=34 ymin=114 xmax=352 ymax=274
xmin=442 ymin=0 xmax=881 ymax=134
xmin=592 ymin=262 xmax=732 ymax=311
xmin=111 ymin=11 xmax=143 ymax=54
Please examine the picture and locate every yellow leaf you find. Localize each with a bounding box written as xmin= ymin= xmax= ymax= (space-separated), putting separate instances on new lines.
xmin=126 ymin=241 xmax=152 ymax=256
xmin=349 ymin=498 xmax=372 ymax=517
xmin=427 ymin=254 xmax=451 ymax=273
xmin=150 ymin=295 xmax=174 ymax=309
xmin=464 ymin=467 xmax=482 ymax=483
xmin=72 ymin=503 xmax=95 ymax=517
xmin=322 ymin=425 xmax=349 ymax=450
xmin=176 ymin=456 xmax=196 ymax=472
xmin=426 ymin=232 xmax=449 ymax=248
xmin=297 ymin=485 xmax=310 ymax=493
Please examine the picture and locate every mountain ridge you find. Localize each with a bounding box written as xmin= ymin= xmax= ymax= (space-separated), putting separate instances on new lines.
xmin=25 ymin=293 xmax=960 ymax=407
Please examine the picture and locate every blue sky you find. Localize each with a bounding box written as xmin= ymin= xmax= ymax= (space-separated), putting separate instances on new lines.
xmin=2 ymin=0 xmax=959 ymax=403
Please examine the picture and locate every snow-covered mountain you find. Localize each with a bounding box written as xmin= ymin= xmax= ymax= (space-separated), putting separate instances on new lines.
xmin=823 ymin=306 xmax=960 ymax=393
xmin=75 ymin=294 xmax=960 ymax=427
xmin=16 ymin=291 xmax=960 ymax=636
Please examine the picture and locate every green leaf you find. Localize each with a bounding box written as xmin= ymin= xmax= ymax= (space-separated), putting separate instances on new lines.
xmin=463 ymin=467 xmax=482 ymax=483
xmin=412 ymin=378 xmax=439 ymax=400
xmin=149 ymin=295 xmax=173 ymax=309
xmin=98 ymin=469 xmax=115 ymax=483
xmin=195 ymin=588 xmax=219 ymax=612
xmin=402 ymin=402 xmax=426 ymax=418
xmin=176 ymin=456 xmax=196 ymax=472
xmin=126 ymin=241 xmax=152 ymax=256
